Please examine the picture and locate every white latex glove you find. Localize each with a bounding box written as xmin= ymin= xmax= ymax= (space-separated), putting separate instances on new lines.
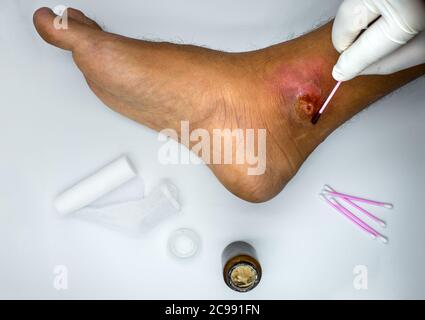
xmin=332 ymin=0 xmax=425 ymax=81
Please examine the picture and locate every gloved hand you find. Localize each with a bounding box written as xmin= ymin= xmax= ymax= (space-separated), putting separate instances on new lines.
xmin=332 ymin=0 xmax=425 ymax=81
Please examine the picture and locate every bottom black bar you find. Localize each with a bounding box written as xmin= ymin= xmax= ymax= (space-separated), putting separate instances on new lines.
xmin=1 ymin=300 xmax=425 ymax=318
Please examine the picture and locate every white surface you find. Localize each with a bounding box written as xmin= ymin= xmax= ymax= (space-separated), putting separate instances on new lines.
xmin=1 ymin=0 xmax=424 ymax=299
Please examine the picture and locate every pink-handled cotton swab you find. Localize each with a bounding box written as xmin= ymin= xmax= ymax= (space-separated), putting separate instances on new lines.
xmin=311 ymin=81 xmax=342 ymax=124
xmin=320 ymin=194 xmax=376 ymax=239
xmin=323 ymin=185 xmax=387 ymax=227
xmin=320 ymin=194 xmax=388 ymax=243
xmin=323 ymin=189 xmax=393 ymax=209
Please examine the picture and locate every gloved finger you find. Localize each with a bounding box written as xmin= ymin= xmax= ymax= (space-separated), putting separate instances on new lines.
xmin=361 ymin=31 xmax=425 ymax=75
xmin=332 ymin=0 xmax=380 ymax=53
xmin=332 ymin=17 xmax=417 ymax=81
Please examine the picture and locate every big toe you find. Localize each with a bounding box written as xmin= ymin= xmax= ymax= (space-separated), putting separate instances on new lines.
xmin=33 ymin=7 xmax=102 ymax=51
xmin=65 ymin=8 xmax=103 ymax=30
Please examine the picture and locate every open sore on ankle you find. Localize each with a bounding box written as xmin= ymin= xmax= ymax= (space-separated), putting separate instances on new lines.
xmin=267 ymin=60 xmax=325 ymax=124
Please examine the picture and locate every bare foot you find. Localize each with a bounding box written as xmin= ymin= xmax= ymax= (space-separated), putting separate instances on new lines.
xmin=33 ymin=7 xmax=425 ymax=202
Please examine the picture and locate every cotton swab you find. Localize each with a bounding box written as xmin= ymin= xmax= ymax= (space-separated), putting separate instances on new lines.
xmin=322 ymin=189 xmax=393 ymax=209
xmin=323 ymin=185 xmax=387 ymax=227
xmin=320 ymin=194 xmax=377 ymax=239
xmin=330 ymin=196 xmax=387 ymax=241
xmin=311 ymin=81 xmax=342 ymax=124
xmin=320 ymin=194 xmax=388 ymax=243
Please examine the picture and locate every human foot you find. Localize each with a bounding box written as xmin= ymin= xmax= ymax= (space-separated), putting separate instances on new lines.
xmin=33 ymin=7 xmax=425 ymax=203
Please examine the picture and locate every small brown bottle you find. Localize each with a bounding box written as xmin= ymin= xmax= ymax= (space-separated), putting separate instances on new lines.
xmin=222 ymin=241 xmax=262 ymax=292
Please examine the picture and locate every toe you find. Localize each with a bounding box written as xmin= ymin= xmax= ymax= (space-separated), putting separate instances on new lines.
xmin=33 ymin=7 xmax=101 ymax=51
xmin=66 ymin=8 xmax=102 ymax=30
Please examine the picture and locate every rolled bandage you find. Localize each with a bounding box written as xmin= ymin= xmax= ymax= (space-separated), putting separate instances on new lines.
xmin=54 ymin=156 xmax=137 ymax=215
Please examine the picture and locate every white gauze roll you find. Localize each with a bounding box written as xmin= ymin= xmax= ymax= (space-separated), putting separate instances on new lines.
xmin=74 ymin=182 xmax=181 ymax=234
xmin=54 ymin=156 xmax=137 ymax=215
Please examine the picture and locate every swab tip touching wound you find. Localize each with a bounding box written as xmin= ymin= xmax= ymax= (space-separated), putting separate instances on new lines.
xmin=311 ymin=81 xmax=342 ymax=125
xmin=311 ymin=112 xmax=321 ymax=124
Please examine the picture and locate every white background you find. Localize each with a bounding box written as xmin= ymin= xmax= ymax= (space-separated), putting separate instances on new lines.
xmin=1 ymin=0 xmax=424 ymax=299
